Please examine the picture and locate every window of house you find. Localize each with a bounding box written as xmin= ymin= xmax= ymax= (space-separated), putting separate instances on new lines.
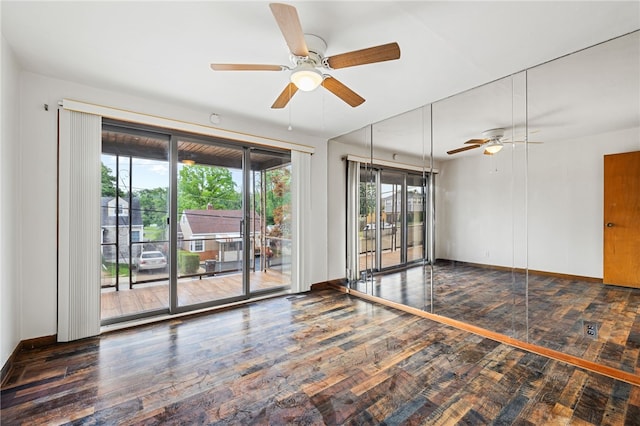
xmin=190 ymin=239 xmax=204 ymax=252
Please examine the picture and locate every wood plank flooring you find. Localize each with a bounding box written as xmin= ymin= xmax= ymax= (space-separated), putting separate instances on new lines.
xmin=101 ymin=270 xmax=289 ymax=320
xmin=349 ymin=261 xmax=640 ymax=379
xmin=2 ymin=290 xmax=639 ymax=424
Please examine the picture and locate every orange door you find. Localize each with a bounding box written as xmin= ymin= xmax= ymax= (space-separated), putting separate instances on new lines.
xmin=603 ymin=151 xmax=640 ymax=288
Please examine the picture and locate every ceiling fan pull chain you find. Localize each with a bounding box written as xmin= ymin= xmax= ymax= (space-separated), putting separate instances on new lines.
xmin=288 ymin=83 xmax=293 ymax=131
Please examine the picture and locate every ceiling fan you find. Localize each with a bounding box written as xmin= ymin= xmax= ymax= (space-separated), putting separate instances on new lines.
xmin=210 ymin=3 xmax=401 ymax=109
xmin=447 ymin=128 xmax=542 ymax=156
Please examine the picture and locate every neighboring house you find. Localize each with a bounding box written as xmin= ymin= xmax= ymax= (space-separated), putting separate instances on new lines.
xmin=101 ymin=197 xmax=144 ymax=264
xmin=179 ymin=207 xmax=262 ymax=263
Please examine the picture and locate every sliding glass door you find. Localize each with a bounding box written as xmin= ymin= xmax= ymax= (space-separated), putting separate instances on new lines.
xmin=355 ymin=164 xmax=428 ymax=277
xmin=359 ymin=165 xmax=378 ymax=274
xmin=100 ymin=125 xmax=170 ymax=321
xmin=380 ymin=170 xmax=404 ymax=269
xmin=175 ymin=137 xmax=246 ymax=308
xmin=100 ymin=123 xmax=292 ymax=324
xmin=406 ymin=174 xmax=426 ymax=262
xmin=249 ymin=149 xmax=292 ymax=294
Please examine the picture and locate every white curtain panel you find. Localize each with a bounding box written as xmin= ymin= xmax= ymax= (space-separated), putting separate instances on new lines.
xmin=58 ymin=109 xmax=102 ymax=342
xmin=291 ymin=150 xmax=311 ymax=292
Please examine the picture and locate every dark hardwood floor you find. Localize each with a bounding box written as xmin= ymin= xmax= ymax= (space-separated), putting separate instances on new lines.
xmin=350 ymin=261 xmax=640 ymax=377
xmin=2 ymin=290 xmax=639 ymax=424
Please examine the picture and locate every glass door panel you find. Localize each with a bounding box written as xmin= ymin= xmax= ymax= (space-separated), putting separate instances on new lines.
xmin=359 ymin=166 xmax=377 ymax=274
xmin=380 ymin=170 xmax=404 ymax=269
xmin=176 ymin=139 xmax=245 ymax=308
xmin=101 ymin=124 xmax=296 ymax=323
xmin=249 ymin=149 xmax=292 ymax=293
xmin=351 ymin=167 xmax=428 ymax=279
xmin=406 ymin=174 xmax=425 ymax=263
xmin=100 ymin=126 xmax=170 ymax=323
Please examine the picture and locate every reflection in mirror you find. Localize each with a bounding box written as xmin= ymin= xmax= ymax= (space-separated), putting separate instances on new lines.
xmin=333 ymin=107 xmax=433 ymax=302
xmin=431 ymin=72 xmax=527 ymax=340
xmin=332 ymin=30 xmax=639 ymax=379
xmin=525 ymin=31 xmax=640 ymax=373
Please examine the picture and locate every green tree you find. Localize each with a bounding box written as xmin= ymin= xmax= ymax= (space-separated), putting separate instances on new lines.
xmin=259 ymin=166 xmax=291 ymax=237
xmin=178 ymin=165 xmax=241 ymax=211
xmin=137 ymin=187 xmax=168 ymax=227
xmin=101 ymin=163 xmax=118 ymax=197
xmin=359 ymin=181 xmax=376 ymax=216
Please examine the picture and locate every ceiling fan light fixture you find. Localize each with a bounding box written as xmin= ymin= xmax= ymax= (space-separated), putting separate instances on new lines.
xmin=290 ymin=63 xmax=323 ymax=91
xmin=484 ymin=140 xmax=504 ymax=154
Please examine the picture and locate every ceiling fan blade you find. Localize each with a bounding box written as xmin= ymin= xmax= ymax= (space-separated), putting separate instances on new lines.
xmin=269 ymin=3 xmax=309 ymax=57
xmin=447 ymin=144 xmax=481 ymax=155
xmin=271 ymin=82 xmax=298 ymax=109
xmin=322 ymin=77 xmax=365 ymax=107
xmin=464 ymin=138 xmax=487 ymax=145
xmin=326 ymin=42 xmax=400 ymax=69
xmin=210 ymin=64 xmax=284 ymax=71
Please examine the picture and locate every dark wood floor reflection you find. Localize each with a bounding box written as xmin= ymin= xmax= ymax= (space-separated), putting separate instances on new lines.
xmin=350 ymin=262 xmax=640 ymax=376
xmin=2 ymin=290 xmax=639 ymax=424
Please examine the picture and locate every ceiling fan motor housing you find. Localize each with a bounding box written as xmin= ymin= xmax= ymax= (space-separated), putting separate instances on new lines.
xmin=290 ymin=34 xmax=327 ymax=68
xmin=482 ymin=128 xmax=505 ymax=141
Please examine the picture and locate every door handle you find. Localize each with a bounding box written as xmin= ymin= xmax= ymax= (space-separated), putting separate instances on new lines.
xmin=606 ymin=222 xmax=614 ymax=227
xmin=240 ymin=219 xmax=244 ymax=237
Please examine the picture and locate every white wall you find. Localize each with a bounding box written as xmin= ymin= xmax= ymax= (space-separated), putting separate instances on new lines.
xmin=435 ymin=146 xmax=527 ymax=269
xmin=436 ymin=127 xmax=640 ymax=278
xmin=1 ymin=35 xmax=22 ymax=367
xmin=14 ymin=71 xmax=328 ymax=343
xmin=527 ymin=127 xmax=640 ymax=277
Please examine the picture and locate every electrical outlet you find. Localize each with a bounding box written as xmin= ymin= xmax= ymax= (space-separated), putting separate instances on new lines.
xmin=583 ymin=321 xmax=598 ymax=339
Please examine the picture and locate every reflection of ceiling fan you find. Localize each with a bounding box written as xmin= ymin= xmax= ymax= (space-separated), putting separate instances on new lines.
xmin=447 ymin=128 xmax=542 ymax=156
xmin=210 ymin=3 xmax=401 ymax=109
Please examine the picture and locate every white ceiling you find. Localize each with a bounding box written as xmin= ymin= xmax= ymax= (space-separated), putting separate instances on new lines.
xmin=345 ymin=29 xmax=640 ymax=160
xmin=2 ymin=1 xmax=639 ymax=149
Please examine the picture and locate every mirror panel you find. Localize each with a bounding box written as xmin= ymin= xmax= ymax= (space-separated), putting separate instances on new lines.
xmin=525 ymin=31 xmax=640 ymax=371
xmin=431 ymin=72 xmax=527 ymax=339
xmin=329 ymin=31 xmax=639 ymax=378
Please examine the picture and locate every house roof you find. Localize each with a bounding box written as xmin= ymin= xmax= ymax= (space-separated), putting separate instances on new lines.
xmin=182 ymin=210 xmax=262 ymax=236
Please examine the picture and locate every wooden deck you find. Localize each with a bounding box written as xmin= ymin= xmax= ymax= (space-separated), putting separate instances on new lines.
xmin=359 ymin=244 xmax=424 ymax=271
xmin=2 ymin=290 xmax=639 ymax=424
xmin=101 ymin=269 xmax=289 ymax=320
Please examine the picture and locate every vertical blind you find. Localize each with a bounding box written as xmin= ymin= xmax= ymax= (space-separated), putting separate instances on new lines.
xmin=291 ymin=150 xmax=311 ymax=292
xmin=58 ymin=110 xmax=102 ymax=341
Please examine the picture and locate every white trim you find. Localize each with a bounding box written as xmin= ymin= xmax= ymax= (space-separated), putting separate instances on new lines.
xmin=346 ymin=154 xmax=438 ymax=174
xmin=62 ymin=99 xmax=315 ymax=154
